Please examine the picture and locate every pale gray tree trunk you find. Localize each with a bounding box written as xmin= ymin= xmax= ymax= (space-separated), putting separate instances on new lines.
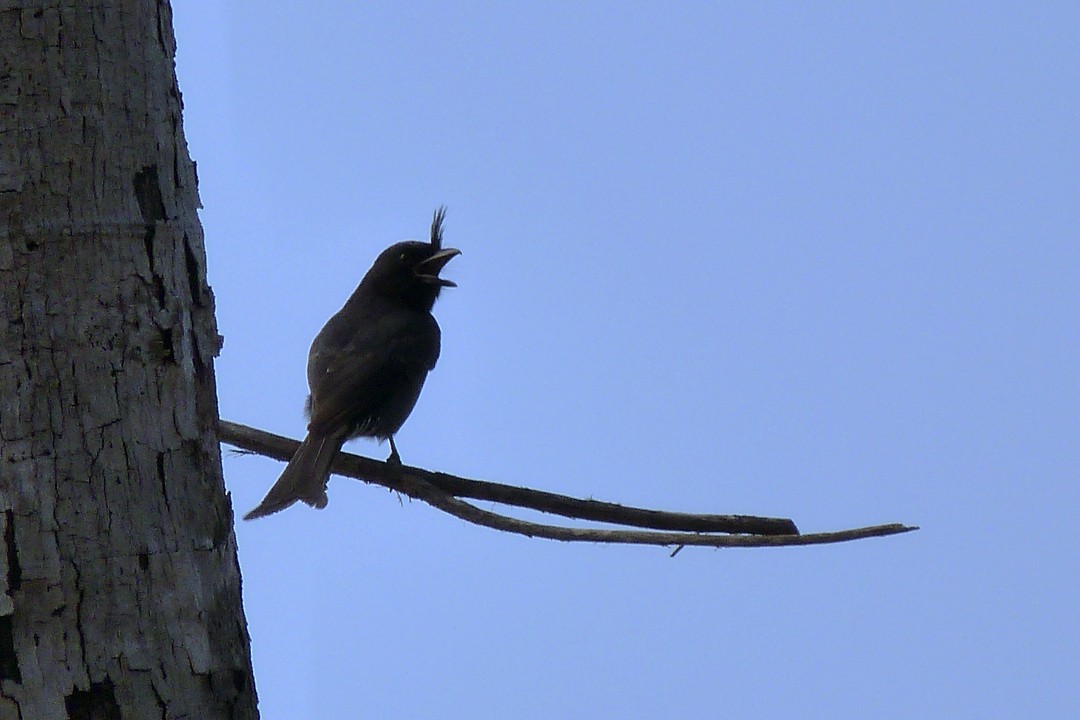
xmin=0 ymin=2 xmax=258 ymax=718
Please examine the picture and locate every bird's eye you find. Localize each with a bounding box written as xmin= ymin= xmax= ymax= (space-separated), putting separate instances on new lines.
xmin=399 ymin=252 xmax=407 ymax=261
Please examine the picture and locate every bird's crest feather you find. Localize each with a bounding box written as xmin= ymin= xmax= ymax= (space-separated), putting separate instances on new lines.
xmin=430 ymin=206 xmax=447 ymax=250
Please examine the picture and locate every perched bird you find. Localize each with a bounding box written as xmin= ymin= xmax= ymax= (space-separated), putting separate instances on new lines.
xmin=244 ymin=208 xmax=459 ymax=520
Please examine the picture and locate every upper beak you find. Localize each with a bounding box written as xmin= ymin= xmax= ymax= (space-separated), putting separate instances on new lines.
xmin=414 ymin=247 xmax=461 ymax=287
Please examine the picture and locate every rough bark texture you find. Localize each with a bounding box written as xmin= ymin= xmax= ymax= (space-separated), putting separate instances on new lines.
xmin=0 ymin=2 xmax=258 ymax=718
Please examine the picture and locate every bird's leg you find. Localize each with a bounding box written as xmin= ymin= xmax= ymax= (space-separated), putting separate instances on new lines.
xmin=387 ymin=436 xmax=402 ymax=466
xmin=385 ymin=436 xmax=404 ymax=501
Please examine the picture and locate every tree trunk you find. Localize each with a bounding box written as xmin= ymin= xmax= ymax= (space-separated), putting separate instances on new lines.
xmin=0 ymin=2 xmax=257 ymax=718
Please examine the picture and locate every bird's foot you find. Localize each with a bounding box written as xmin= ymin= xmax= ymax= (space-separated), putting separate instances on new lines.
xmin=387 ymin=436 xmax=402 ymax=467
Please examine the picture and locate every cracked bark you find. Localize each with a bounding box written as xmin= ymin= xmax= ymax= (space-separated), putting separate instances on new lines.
xmin=0 ymin=3 xmax=257 ymax=719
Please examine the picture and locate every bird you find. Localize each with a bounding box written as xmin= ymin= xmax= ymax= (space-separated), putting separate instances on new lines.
xmin=243 ymin=207 xmax=459 ymax=520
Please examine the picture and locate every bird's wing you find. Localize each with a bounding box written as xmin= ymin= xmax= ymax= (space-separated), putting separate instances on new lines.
xmin=305 ymin=311 xmax=441 ymax=436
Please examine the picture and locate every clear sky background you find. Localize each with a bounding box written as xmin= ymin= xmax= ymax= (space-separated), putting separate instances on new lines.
xmin=172 ymin=3 xmax=1078 ymax=718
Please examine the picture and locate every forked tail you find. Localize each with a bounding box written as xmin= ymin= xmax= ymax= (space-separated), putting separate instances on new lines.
xmin=243 ymin=432 xmax=345 ymax=520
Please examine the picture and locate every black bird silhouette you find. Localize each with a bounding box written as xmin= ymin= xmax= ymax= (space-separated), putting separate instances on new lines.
xmin=244 ymin=208 xmax=459 ymax=520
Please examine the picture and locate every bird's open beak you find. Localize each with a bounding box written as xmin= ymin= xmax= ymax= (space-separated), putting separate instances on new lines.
xmin=414 ymin=248 xmax=461 ymax=287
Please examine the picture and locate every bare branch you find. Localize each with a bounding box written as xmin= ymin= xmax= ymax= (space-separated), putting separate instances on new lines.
xmin=218 ymin=420 xmax=918 ymax=548
xmin=219 ymin=420 xmax=796 ymax=534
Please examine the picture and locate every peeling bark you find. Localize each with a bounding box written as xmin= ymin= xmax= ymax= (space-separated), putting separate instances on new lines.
xmin=0 ymin=2 xmax=257 ymax=718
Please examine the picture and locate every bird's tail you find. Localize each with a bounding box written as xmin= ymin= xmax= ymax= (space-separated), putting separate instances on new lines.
xmin=243 ymin=432 xmax=345 ymax=520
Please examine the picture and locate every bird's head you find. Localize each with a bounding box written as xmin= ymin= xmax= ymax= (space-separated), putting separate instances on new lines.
xmin=364 ymin=207 xmax=460 ymax=310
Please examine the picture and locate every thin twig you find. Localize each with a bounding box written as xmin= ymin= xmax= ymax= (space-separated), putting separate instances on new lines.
xmin=381 ymin=469 xmax=915 ymax=547
xmin=217 ymin=419 xmax=918 ymax=548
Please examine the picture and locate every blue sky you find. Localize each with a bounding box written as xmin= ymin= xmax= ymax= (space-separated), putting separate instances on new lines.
xmin=173 ymin=3 xmax=1078 ymax=717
